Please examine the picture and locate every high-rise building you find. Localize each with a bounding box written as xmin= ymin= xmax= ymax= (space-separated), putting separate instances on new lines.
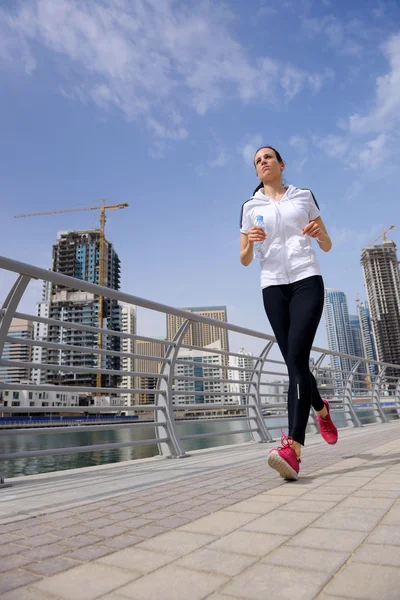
xmin=228 ymin=348 xmax=254 ymax=405
xmin=31 ymin=278 xmax=52 ymax=385
xmin=167 ymin=306 xmax=229 ymax=357
xmin=45 ymin=230 xmax=122 ymax=388
xmin=135 ymin=340 xmax=167 ymax=404
xmin=119 ymin=305 xmax=137 ymax=406
xmin=173 ymin=340 xmax=229 ymax=405
xmin=361 ymin=240 xmax=400 ymax=380
xmin=349 ymin=314 xmax=367 ymax=389
xmin=357 ymin=301 xmax=377 ymax=376
xmin=324 ymin=289 xmax=355 ymax=391
xmin=0 ymin=318 xmax=33 ymax=384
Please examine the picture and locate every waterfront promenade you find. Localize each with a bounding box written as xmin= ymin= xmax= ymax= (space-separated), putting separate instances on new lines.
xmin=1 ymin=421 xmax=400 ymax=599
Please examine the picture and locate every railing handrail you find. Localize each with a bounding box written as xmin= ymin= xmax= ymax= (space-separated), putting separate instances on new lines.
xmin=1 ymin=255 xmax=399 ymax=369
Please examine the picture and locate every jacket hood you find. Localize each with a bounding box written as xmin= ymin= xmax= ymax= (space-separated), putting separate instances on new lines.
xmin=252 ymin=185 xmax=294 ymax=202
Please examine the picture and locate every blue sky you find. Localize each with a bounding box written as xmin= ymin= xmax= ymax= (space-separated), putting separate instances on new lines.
xmin=1 ymin=0 xmax=400 ymax=358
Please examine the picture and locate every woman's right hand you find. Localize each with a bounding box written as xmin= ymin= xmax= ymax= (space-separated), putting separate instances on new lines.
xmin=247 ymin=226 xmax=267 ymax=244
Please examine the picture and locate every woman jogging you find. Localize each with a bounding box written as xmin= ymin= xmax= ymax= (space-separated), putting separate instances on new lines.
xmin=240 ymin=146 xmax=338 ymax=481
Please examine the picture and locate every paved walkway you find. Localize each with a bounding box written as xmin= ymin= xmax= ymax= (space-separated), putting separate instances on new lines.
xmin=1 ymin=422 xmax=400 ymax=599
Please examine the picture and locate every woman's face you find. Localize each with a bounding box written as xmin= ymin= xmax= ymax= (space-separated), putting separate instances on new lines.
xmin=254 ymin=148 xmax=284 ymax=182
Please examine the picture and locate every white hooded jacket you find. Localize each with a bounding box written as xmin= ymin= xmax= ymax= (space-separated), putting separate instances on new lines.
xmin=240 ymin=185 xmax=322 ymax=288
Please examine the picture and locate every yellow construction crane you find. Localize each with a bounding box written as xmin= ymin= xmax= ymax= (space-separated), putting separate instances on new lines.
xmin=366 ymin=224 xmax=396 ymax=247
xmin=14 ymin=199 xmax=129 ymax=390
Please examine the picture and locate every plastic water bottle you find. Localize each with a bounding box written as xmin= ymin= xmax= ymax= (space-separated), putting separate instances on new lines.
xmin=253 ymin=215 xmax=266 ymax=260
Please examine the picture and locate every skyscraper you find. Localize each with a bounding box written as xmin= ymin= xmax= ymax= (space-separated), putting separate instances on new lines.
xmin=361 ymin=240 xmax=400 ymax=380
xmin=349 ymin=314 xmax=367 ymax=389
xmin=45 ymin=230 xmax=122 ymax=388
xmin=119 ymin=305 xmax=137 ymax=406
xmin=324 ymin=289 xmax=355 ymax=391
xmin=167 ymin=306 xmax=229 ymax=356
xmin=0 ymin=318 xmax=33 ymax=384
xmin=228 ymin=348 xmax=254 ymax=405
xmin=357 ymin=301 xmax=377 ymax=376
xmin=135 ymin=340 xmax=167 ymax=404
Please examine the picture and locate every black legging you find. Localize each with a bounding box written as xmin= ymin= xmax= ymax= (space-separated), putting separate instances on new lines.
xmin=262 ymin=275 xmax=325 ymax=445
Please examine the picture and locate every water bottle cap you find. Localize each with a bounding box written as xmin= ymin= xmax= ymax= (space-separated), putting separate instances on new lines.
xmin=256 ymin=215 xmax=264 ymax=222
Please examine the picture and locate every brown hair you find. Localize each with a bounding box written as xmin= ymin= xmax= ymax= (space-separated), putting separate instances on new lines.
xmin=253 ymin=146 xmax=284 ymax=195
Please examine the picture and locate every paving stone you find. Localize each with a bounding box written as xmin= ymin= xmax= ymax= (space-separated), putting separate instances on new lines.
xmin=0 ymin=554 xmax=33 ymax=573
xmin=0 ymin=587 xmax=60 ymax=600
xmin=103 ymin=534 xmax=143 ymax=550
xmin=17 ymin=533 xmax=62 ymax=548
xmin=225 ymin=500 xmax=282 ymax=515
xmin=0 ymin=570 xmax=41 ymax=595
xmin=381 ymin=505 xmax=400 ymax=525
xmin=287 ymin=527 xmax=368 ymax=552
xmin=180 ymin=510 xmax=257 ymax=536
xmin=26 ymin=556 xmax=81 ymax=576
xmin=0 ymin=543 xmax=28 ymax=557
xmin=312 ymin=506 xmax=386 ymax=532
xmin=58 ymin=524 xmax=91 ymax=537
xmin=136 ymin=530 xmax=216 ymax=557
xmin=176 ymin=547 xmax=257 ymax=576
xmin=99 ymin=546 xmax=175 ymax=573
xmin=278 ymin=499 xmax=337 ymax=513
xmin=324 ymin=563 xmax=400 ymax=599
xmin=19 ymin=525 xmax=55 ymax=537
xmin=298 ymin=492 xmax=347 ymax=503
xmin=352 ymin=543 xmax=400 ymax=566
xmin=21 ymin=543 xmax=69 ymax=560
xmin=366 ymin=524 xmax=400 ymax=546
xmin=354 ymin=489 xmax=400 ymax=499
xmin=222 ymin=561 xmax=330 ymax=600
xmin=243 ymin=510 xmax=320 ymax=536
xmin=65 ymin=543 xmax=112 ymax=561
xmin=122 ymin=516 xmax=153 ymax=529
xmin=209 ymin=531 xmax=288 ymax=557
xmin=115 ymin=564 xmax=228 ymax=600
xmin=339 ymin=495 xmax=395 ymax=510
xmin=250 ymin=493 xmax=294 ymax=506
xmin=31 ymin=562 xmax=140 ymax=600
xmin=61 ymin=534 xmax=103 ymax=549
xmin=263 ymin=485 xmax=309 ymax=497
xmin=91 ymin=524 xmax=127 ymax=539
xmin=0 ymin=533 xmax=23 ymax=544
xmin=132 ymin=524 xmax=167 ymax=538
xmin=261 ymin=545 xmax=349 ymax=573
xmin=156 ymin=515 xmax=192 ymax=528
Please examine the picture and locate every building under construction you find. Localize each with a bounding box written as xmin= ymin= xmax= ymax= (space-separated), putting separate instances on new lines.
xmin=45 ymin=230 xmax=122 ymax=388
xmin=361 ymin=240 xmax=400 ymax=382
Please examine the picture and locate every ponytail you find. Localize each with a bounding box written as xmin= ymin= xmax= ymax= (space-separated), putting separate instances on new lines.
xmin=252 ymin=182 xmax=264 ymax=196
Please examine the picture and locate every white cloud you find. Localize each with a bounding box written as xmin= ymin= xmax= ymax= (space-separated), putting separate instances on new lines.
xmin=301 ymin=15 xmax=363 ymax=57
xmin=240 ymin=134 xmax=263 ymax=166
xmin=289 ymin=136 xmax=308 ymax=154
xmin=348 ymin=34 xmax=400 ymax=135
xmin=0 ymin=0 xmax=331 ymax=139
xmin=313 ymin=33 xmax=400 ymax=173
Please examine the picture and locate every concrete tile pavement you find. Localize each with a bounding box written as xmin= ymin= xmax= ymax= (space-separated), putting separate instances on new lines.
xmin=0 ymin=421 xmax=400 ymax=598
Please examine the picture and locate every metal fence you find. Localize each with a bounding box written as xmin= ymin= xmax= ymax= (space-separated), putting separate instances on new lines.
xmin=0 ymin=255 xmax=399 ymax=485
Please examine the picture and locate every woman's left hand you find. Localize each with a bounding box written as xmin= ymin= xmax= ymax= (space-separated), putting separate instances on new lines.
xmin=302 ymin=220 xmax=325 ymax=240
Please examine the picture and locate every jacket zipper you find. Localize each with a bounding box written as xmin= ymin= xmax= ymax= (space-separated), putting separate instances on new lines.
xmin=274 ymin=201 xmax=289 ymax=282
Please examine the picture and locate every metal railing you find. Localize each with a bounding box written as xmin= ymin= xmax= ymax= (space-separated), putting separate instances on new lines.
xmin=0 ymin=255 xmax=400 ymax=486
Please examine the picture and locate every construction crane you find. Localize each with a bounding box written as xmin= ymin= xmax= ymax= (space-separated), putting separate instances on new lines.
xmin=14 ymin=199 xmax=129 ymax=390
xmin=365 ymin=225 xmax=396 ymax=247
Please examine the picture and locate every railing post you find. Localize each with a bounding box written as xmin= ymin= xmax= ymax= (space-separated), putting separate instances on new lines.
xmin=0 ymin=274 xmax=31 ymax=489
xmin=154 ymin=321 xmax=190 ymax=458
xmin=372 ymin=366 xmax=388 ymax=423
xmin=310 ymin=353 xmax=326 ymax=434
xmin=343 ymin=361 xmax=362 ymax=428
xmin=395 ymin=379 xmax=400 ymax=418
xmin=247 ymin=341 xmax=274 ymax=442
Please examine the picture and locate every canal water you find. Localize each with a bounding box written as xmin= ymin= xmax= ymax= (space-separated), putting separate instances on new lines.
xmin=0 ymin=410 xmax=378 ymax=478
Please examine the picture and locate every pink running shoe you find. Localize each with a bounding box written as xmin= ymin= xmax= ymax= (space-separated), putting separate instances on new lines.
xmin=267 ymin=431 xmax=300 ymax=481
xmin=317 ymin=399 xmax=338 ymax=445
